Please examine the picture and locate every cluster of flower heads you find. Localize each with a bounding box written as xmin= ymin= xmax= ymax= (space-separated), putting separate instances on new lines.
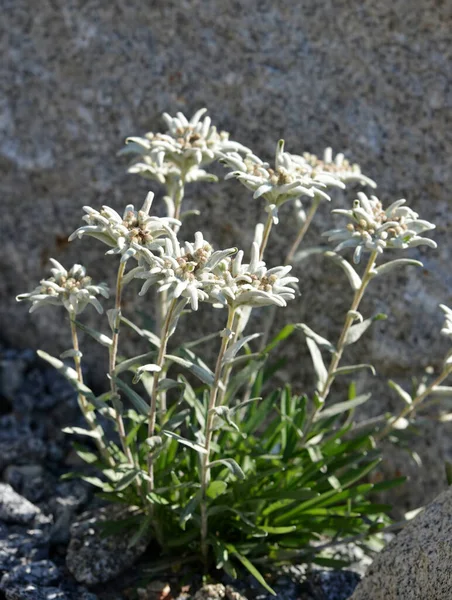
xmin=68 ymin=192 xmax=178 ymax=263
xmin=220 ymin=141 xmax=375 ymax=224
xmin=17 ymin=260 xmax=109 ymax=315
xmin=130 ymin=231 xmax=298 ymax=312
xmin=120 ymin=108 xmax=250 ymax=186
xmin=323 ymin=192 xmax=437 ymax=264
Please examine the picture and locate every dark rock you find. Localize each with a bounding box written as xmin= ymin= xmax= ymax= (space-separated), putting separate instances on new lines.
xmin=4 ymin=585 xmax=97 ymax=600
xmin=3 ymin=465 xmax=55 ymax=504
xmin=66 ymin=505 xmax=150 ymax=585
xmin=0 ymin=484 xmax=45 ymax=525
xmin=0 ymin=522 xmax=50 ymax=574
xmin=0 ymin=560 xmax=60 ymax=591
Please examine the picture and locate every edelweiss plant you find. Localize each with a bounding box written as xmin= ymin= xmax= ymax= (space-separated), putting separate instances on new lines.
xmin=17 ymin=108 xmax=444 ymax=593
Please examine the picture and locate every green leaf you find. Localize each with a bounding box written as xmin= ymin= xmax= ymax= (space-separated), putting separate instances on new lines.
xmin=132 ymin=363 xmax=162 ymax=384
xmin=128 ymin=514 xmax=152 ymax=548
xmin=324 ymin=251 xmax=362 ymax=291
xmin=299 ymin=324 xmax=336 ymax=353
xmin=389 ymin=380 xmax=412 ymax=405
xmin=166 ymin=354 xmax=215 ymax=386
xmin=180 ymin=490 xmax=202 ymax=529
xmin=332 ymin=364 xmax=376 ymax=377
xmin=260 ymin=525 xmax=297 ymax=534
xmin=263 ymin=324 xmax=296 ymax=354
xmin=207 ymin=480 xmax=228 ymax=499
xmin=114 ymin=352 xmax=157 ymax=376
xmin=209 ymin=458 xmax=245 ymax=480
xmin=162 ymin=430 xmax=208 ymax=454
xmin=120 ymin=316 xmax=161 ymax=348
xmin=344 ymin=314 xmax=387 ymax=346
xmin=114 ymin=468 xmax=141 ymax=491
xmin=223 ymin=333 xmax=261 ymax=364
xmin=62 ymin=426 xmax=101 ymax=439
xmin=37 ymin=350 xmax=96 ymax=400
xmin=305 ymin=337 xmax=328 ymax=389
xmin=72 ymin=320 xmax=113 ymax=347
xmin=315 ymin=394 xmax=371 ymax=420
xmin=113 ymin=377 xmax=149 ymax=416
xmin=227 ymin=545 xmax=276 ymax=595
xmin=373 ymin=259 xmax=423 ymax=277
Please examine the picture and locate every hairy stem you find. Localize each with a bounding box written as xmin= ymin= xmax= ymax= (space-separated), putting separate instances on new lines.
xmin=285 ymin=196 xmax=321 ymax=266
xmin=147 ymin=298 xmax=178 ymax=493
xmin=200 ymin=307 xmax=236 ymax=568
xmin=109 ymin=261 xmax=135 ymax=465
xmin=376 ymin=366 xmax=452 ymax=441
xmin=69 ymin=316 xmax=114 ymax=467
xmin=302 ymin=251 xmax=378 ymax=437
xmin=259 ymin=211 xmax=274 ymax=261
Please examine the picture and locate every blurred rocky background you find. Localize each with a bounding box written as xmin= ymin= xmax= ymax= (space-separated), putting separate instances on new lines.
xmin=2 ymin=0 xmax=452 ymax=513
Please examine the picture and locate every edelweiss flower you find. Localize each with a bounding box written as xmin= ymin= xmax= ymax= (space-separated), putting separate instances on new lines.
xmin=323 ymin=192 xmax=437 ymax=264
xmin=68 ymin=192 xmax=178 ymax=262
xmin=126 ymin=155 xmax=218 ymax=186
xmin=133 ymin=231 xmax=237 ymax=311
xmin=210 ymin=242 xmax=298 ymax=309
xmin=121 ymin=108 xmax=250 ymax=174
xmin=300 ymin=148 xmax=376 ymax=188
xmin=221 ymin=140 xmax=346 ymax=224
xmin=440 ymin=304 xmax=452 ymax=340
xmin=17 ymin=260 xmax=109 ymax=315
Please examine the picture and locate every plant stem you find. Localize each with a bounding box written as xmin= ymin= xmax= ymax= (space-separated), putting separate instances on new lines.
xmin=285 ymin=196 xmax=321 ymax=266
xmin=302 ymin=251 xmax=378 ymax=438
xmin=259 ymin=212 xmax=274 ymax=261
xmin=200 ymin=307 xmax=236 ymax=568
xmin=109 ymin=261 xmax=135 ymax=465
xmin=69 ymin=316 xmax=114 ymax=467
xmin=376 ymin=366 xmax=452 ymax=441
xmin=147 ymin=298 xmax=178 ymax=493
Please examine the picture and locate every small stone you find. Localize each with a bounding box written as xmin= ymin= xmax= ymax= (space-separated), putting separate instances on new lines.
xmin=193 ymin=584 xmax=226 ymax=600
xmin=0 ymin=484 xmax=42 ymax=525
xmin=0 ymin=522 xmax=50 ymax=572
xmin=0 ymin=560 xmax=60 ymax=591
xmin=5 ymin=586 xmax=67 ymax=600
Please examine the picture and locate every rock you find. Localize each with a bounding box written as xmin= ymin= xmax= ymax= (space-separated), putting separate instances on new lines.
xmin=46 ymin=480 xmax=91 ymax=545
xmin=3 ymin=465 xmax=55 ymax=504
xmin=193 ymin=584 xmax=226 ymax=600
xmin=4 ymin=586 xmax=98 ymax=600
xmin=350 ymin=486 xmax=452 ymax=600
xmin=303 ymin=570 xmax=361 ymax=600
xmin=66 ymin=505 xmax=150 ymax=585
xmin=0 ymin=522 xmax=50 ymax=573
xmin=0 ymin=484 xmax=44 ymax=525
xmin=0 ymin=560 xmax=60 ymax=591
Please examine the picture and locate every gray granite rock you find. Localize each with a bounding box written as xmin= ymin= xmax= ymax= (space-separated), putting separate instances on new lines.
xmin=2 ymin=0 xmax=452 ymax=514
xmin=0 ymin=484 xmax=43 ymax=525
xmin=0 ymin=522 xmax=50 ymax=574
xmin=4 ymin=585 xmax=98 ymax=600
xmin=0 ymin=560 xmax=60 ymax=591
xmin=66 ymin=505 xmax=150 ymax=585
xmin=350 ymin=486 xmax=452 ymax=600
xmin=3 ymin=465 xmax=55 ymax=505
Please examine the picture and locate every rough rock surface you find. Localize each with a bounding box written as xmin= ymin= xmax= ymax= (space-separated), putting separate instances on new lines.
xmin=66 ymin=506 xmax=151 ymax=585
xmin=2 ymin=0 xmax=452 ymax=512
xmin=350 ymin=486 xmax=452 ymax=600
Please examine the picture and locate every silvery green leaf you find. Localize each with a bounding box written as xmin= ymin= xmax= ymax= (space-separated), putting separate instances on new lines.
xmin=332 ymin=364 xmax=376 ymax=377
xmin=389 ymin=380 xmax=413 ymax=405
xmin=305 ymin=337 xmax=328 ymax=389
xmin=299 ymin=324 xmax=336 ymax=353
xmin=145 ymin=436 xmax=163 ymax=451
xmin=37 ymin=350 xmax=96 ymax=400
xmin=107 ymin=308 xmax=121 ymax=334
xmin=208 ymin=458 xmax=246 ymax=480
xmin=113 ymin=377 xmax=149 ymax=416
xmin=162 ymin=431 xmax=208 ymax=454
xmin=73 ymin=320 xmax=113 ymax=347
xmin=120 ymin=316 xmax=161 ymax=348
xmin=373 ymin=259 xmax=423 ymax=277
xmin=315 ymin=393 xmax=371 ymax=420
xmin=60 ymin=349 xmax=83 ymax=359
xmin=348 ymin=310 xmax=363 ymax=323
xmin=132 ymin=363 xmax=162 ymax=384
xmin=222 ymin=353 xmax=261 ymax=368
xmin=62 ymin=426 xmax=101 ymax=439
xmin=230 ymin=397 xmax=262 ymax=413
xmin=292 ymin=246 xmax=328 ymax=264
xmin=180 ymin=490 xmax=202 ymax=529
xmin=431 ymin=386 xmax=452 ymax=398
xmin=179 ymin=209 xmax=201 ymax=221
xmin=114 ymin=468 xmax=141 ymax=491
xmin=223 ymin=333 xmax=261 ymax=364
xmin=344 ymin=313 xmax=387 ymax=346
xmin=114 ymin=352 xmax=157 ymax=376
xmin=324 ymin=251 xmax=362 ymax=291
xmin=183 ymin=331 xmax=222 ymax=349
xmin=166 ymin=354 xmax=215 ymax=386
xmin=210 ymin=406 xmax=240 ymax=432
xmin=167 ymin=299 xmax=188 ymax=337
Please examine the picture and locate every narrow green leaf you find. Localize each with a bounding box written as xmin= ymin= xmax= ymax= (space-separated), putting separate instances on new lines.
xmin=389 ymin=380 xmax=412 ymax=405
xmin=37 ymin=350 xmax=96 ymax=400
xmin=128 ymin=514 xmax=152 ymax=548
xmin=344 ymin=314 xmax=387 ymax=346
xmin=113 ymin=377 xmax=149 ymax=416
xmin=73 ymin=320 xmax=113 ymax=347
xmin=223 ymin=333 xmax=261 ymax=364
xmin=299 ymin=324 xmax=336 ymax=353
xmin=209 ymin=458 xmax=245 ymax=480
xmin=305 ymin=337 xmax=328 ymax=389
xmin=180 ymin=490 xmax=202 ymax=529
xmin=332 ymin=364 xmax=376 ymax=377
xmin=62 ymin=426 xmax=101 ymax=439
xmin=120 ymin=316 xmax=161 ymax=347
xmin=227 ymin=545 xmax=276 ymax=595
xmin=114 ymin=352 xmax=157 ymax=376
xmin=207 ymin=480 xmax=228 ymax=499
xmin=166 ymin=354 xmax=215 ymax=386
xmin=162 ymin=430 xmax=207 ymax=454
xmin=315 ymin=394 xmax=371 ymax=420
xmin=374 ymin=259 xmax=423 ymax=277
xmin=324 ymin=251 xmax=362 ymax=291
xmin=114 ymin=468 xmax=141 ymax=491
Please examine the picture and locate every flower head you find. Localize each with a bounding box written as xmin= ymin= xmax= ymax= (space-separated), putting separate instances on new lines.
xmin=121 ymin=108 xmax=249 ymax=175
xmin=323 ymin=192 xmax=437 ymax=264
xmin=210 ymin=242 xmax=299 ymax=310
xmin=221 ymin=140 xmax=348 ymax=224
xmin=17 ymin=260 xmax=109 ymax=315
xmin=69 ymin=192 xmax=178 ymax=262
xmin=300 ymin=148 xmax=376 ymax=188
xmin=133 ymin=232 xmax=237 ymax=311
